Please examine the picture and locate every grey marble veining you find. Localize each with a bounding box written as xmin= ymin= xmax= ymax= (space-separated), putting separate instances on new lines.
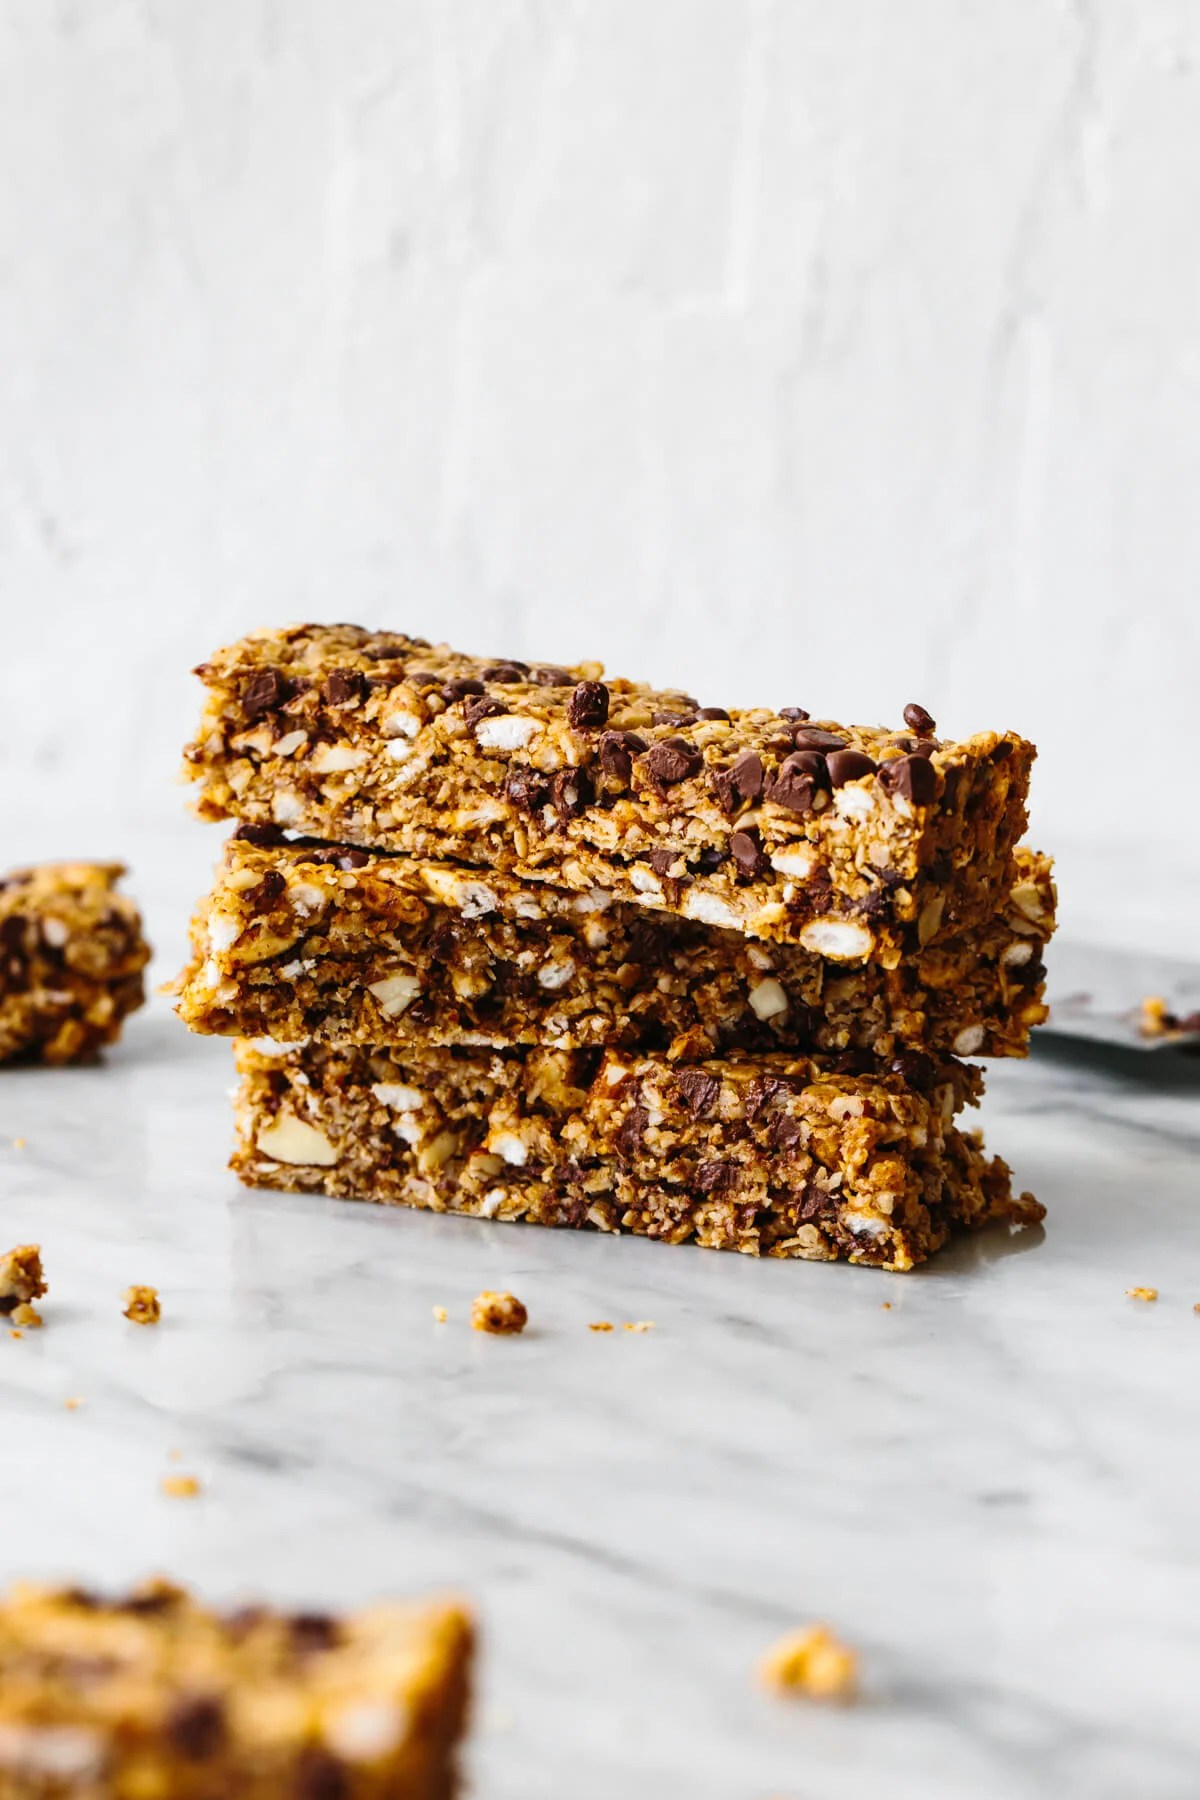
xmin=1 ymin=1000 xmax=1198 ymax=1799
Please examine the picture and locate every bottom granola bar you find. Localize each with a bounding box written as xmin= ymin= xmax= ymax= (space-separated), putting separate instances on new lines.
xmin=0 ymin=1578 xmax=472 ymax=1798
xmin=233 ymin=1041 xmax=1042 ymax=1272
xmin=0 ymin=863 xmax=149 ymax=1064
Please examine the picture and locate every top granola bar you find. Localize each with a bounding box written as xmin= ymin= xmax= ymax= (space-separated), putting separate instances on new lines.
xmin=183 ymin=624 xmax=1035 ymax=958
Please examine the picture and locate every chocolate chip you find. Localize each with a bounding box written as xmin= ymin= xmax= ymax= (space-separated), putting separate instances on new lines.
xmin=676 ymin=1072 xmax=720 ymax=1118
xmin=790 ymin=727 xmax=846 ymax=753
xmin=321 ymin=669 xmax=366 ymax=707
xmin=534 ymin=666 xmax=573 ymax=687
xmin=779 ymin=706 xmax=811 ymax=722
xmin=690 ymin=846 xmax=727 ymax=874
xmin=768 ymin=1115 xmax=802 ymax=1149
xmin=405 ymin=669 xmax=437 ymax=688
xmin=288 ymin=1612 xmax=341 ymax=1653
xmin=696 ymin=706 xmax=730 ymax=721
xmin=890 ymin=1051 xmax=937 ymax=1091
xmin=744 ymin=1075 xmax=788 ymax=1122
xmin=903 ymin=701 xmax=936 ymax=735
xmin=711 ymin=750 xmax=763 ymax=816
xmin=464 ymin=694 xmax=505 ymax=729
xmin=504 ymin=764 xmax=551 ymax=815
xmin=598 ymin=729 xmax=645 ymax=784
xmin=441 ymin=677 xmax=486 ymax=704
xmin=697 ymin=1159 xmax=737 ymax=1194
xmin=878 ymin=753 xmax=939 ymax=805
xmin=651 ymin=710 xmax=697 ymax=728
xmin=625 ymin=918 xmax=671 ymax=964
xmin=294 ymin=1748 xmax=350 ymax=1800
xmin=167 ymin=1696 xmax=225 ymax=1760
xmin=62 ymin=1588 xmax=101 ymax=1610
xmin=482 ymin=661 xmax=529 ymax=682
xmin=616 ymin=1104 xmax=649 ymax=1160
xmin=643 ymin=738 xmax=703 ymax=788
xmin=242 ymin=669 xmax=292 ymax=720
xmin=251 ymin=869 xmax=286 ymax=909
xmin=826 ymin=749 xmax=877 ymax=787
xmin=551 ymin=766 xmax=593 ymax=818
xmin=117 ymin=1589 xmax=179 ymax=1617
xmin=223 ymin=1606 xmax=268 ymax=1641
xmin=647 ymin=849 xmax=678 ymax=877
xmin=567 ymin=680 xmax=610 ymax=729
xmin=766 ymin=752 xmax=826 ymax=813
xmin=729 ymin=828 xmax=769 ymax=879
xmin=909 ymin=739 xmax=937 ymax=758
xmin=336 ymin=849 xmax=370 ymax=870
xmin=233 ymin=821 xmax=289 ymax=847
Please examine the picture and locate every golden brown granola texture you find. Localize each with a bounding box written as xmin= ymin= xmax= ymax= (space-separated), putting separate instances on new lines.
xmin=0 ymin=863 xmax=149 ymax=1064
xmin=183 ymin=624 xmax=1034 ymax=958
xmin=233 ymin=1040 xmax=1042 ymax=1273
xmin=177 ymin=836 xmax=1055 ymax=1063
xmin=0 ymin=1578 xmax=473 ymax=1797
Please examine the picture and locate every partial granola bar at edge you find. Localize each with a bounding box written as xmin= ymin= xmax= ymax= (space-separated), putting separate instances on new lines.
xmin=183 ymin=624 xmax=1035 ymax=959
xmin=233 ymin=1040 xmax=1042 ymax=1273
xmin=0 ymin=1578 xmax=472 ymax=1798
xmin=0 ymin=862 xmax=149 ymax=1065
xmin=179 ymin=833 xmax=1056 ymax=1062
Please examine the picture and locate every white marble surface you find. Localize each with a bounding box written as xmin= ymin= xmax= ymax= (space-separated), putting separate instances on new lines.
xmin=2 ymin=989 xmax=1198 ymax=1798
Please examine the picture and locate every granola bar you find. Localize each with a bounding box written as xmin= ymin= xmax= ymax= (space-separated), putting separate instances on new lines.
xmin=179 ymin=834 xmax=1054 ymax=1061
xmin=183 ymin=625 xmax=1034 ymax=959
xmin=233 ymin=1040 xmax=1041 ymax=1272
xmin=0 ymin=863 xmax=149 ymax=1064
xmin=0 ymin=1247 xmax=46 ymax=1318
xmin=0 ymin=1578 xmax=472 ymax=1797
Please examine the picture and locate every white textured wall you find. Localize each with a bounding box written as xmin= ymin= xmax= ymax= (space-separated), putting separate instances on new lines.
xmin=2 ymin=2 xmax=1197 ymax=939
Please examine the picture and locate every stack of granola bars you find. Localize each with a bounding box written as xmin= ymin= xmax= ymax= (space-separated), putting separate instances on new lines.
xmin=176 ymin=624 xmax=1054 ymax=1272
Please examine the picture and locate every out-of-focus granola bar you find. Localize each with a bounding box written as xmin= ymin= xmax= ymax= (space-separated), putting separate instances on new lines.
xmin=0 ymin=863 xmax=149 ymax=1064
xmin=233 ymin=1040 xmax=1042 ymax=1272
xmin=182 ymin=625 xmax=1034 ymax=960
xmin=177 ymin=833 xmax=1054 ymax=1062
xmin=0 ymin=1578 xmax=473 ymax=1798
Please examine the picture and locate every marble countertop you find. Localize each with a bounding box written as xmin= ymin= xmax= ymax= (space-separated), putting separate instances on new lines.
xmin=2 ymin=997 xmax=1198 ymax=1799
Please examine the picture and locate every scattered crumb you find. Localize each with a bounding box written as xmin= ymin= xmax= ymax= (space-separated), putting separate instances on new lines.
xmin=589 ymin=1321 xmax=614 ymax=1332
xmin=1127 ymin=1287 xmax=1158 ymax=1303
xmin=1195 ymin=1304 xmax=1200 ymax=1315
xmin=471 ymin=1290 xmax=528 ymax=1335
xmin=622 ymin=1320 xmax=655 ymax=1333
xmin=64 ymin=1397 xmax=83 ymax=1411
xmin=161 ymin=1474 xmax=201 ymax=1499
xmin=1139 ymin=995 xmax=1200 ymax=1040
xmin=881 ymin=1302 xmax=892 ymax=1310
xmin=11 ymin=1303 xmax=42 ymax=1329
xmin=9 ymin=1330 xmax=23 ymax=1341
xmin=432 ymin=1305 xmax=448 ymax=1324
xmin=11 ymin=1137 xmax=26 ymax=1150
xmin=123 ymin=1285 xmax=161 ymax=1325
xmin=0 ymin=1244 xmax=47 ymax=1316
xmin=760 ymin=1624 xmax=859 ymax=1703
xmin=168 ymin=1448 xmax=183 ymax=1462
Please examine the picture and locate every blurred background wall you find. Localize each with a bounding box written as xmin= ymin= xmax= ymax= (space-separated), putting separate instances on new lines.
xmin=1 ymin=2 xmax=1196 ymax=947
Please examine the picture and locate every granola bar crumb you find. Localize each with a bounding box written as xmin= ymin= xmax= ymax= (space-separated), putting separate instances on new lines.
xmin=471 ymin=1291 xmax=528 ymax=1335
xmin=432 ymin=1305 xmax=448 ymax=1323
xmin=11 ymin=1138 xmax=25 ymax=1150
xmin=123 ymin=1285 xmax=161 ymax=1325
xmin=11 ymin=1304 xmax=42 ymax=1329
xmin=161 ymin=1474 xmax=201 ymax=1499
xmin=9 ymin=1330 xmax=23 ymax=1341
xmin=0 ymin=1245 xmax=46 ymax=1316
xmin=622 ymin=1320 xmax=654 ymax=1333
xmin=589 ymin=1321 xmax=614 ymax=1332
xmin=760 ymin=1624 xmax=859 ymax=1702
xmin=1127 ymin=1287 xmax=1158 ymax=1302
xmin=64 ymin=1397 xmax=83 ymax=1410
xmin=881 ymin=1302 xmax=892 ymax=1310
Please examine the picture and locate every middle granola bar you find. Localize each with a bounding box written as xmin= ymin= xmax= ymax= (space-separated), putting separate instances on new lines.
xmin=178 ymin=832 xmax=1056 ymax=1062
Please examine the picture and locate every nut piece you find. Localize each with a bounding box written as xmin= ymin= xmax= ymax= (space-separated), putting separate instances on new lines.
xmin=123 ymin=1285 xmax=161 ymax=1325
xmin=471 ymin=1291 xmax=528 ymax=1335
xmin=759 ymin=1624 xmax=859 ymax=1702
xmin=255 ymin=1111 xmax=340 ymax=1166
xmin=0 ymin=1244 xmax=46 ymax=1315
